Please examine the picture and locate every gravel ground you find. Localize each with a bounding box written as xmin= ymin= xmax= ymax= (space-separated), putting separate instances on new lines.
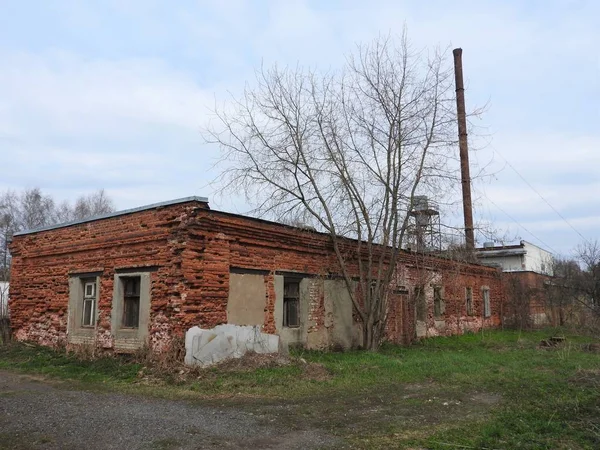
xmin=0 ymin=371 xmax=339 ymax=450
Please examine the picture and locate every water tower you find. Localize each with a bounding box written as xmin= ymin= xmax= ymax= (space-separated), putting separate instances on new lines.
xmin=406 ymin=196 xmax=441 ymax=253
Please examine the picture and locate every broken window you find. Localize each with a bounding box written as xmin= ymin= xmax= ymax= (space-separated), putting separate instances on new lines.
xmin=483 ymin=288 xmax=491 ymax=318
xmin=433 ymin=286 xmax=443 ymax=319
xmin=121 ymin=276 xmax=141 ymax=328
xmin=466 ymin=287 xmax=473 ymax=316
xmin=415 ymin=286 xmax=426 ymax=321
xmin=81 ymin=279 xmax=97 ymax=327
xmin=283 ymin=279 xmax=300 ymax=328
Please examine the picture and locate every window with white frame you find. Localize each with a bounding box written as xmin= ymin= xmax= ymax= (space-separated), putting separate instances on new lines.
xmin=81 ymin=279 xmax=97 ymax=327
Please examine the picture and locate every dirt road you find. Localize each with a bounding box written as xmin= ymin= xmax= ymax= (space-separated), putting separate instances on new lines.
xmin=0 ymin=371 xmax=338 ymax=450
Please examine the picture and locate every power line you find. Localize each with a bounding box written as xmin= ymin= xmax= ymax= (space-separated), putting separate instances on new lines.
xmin=489 ymin=144 xmax=590 ymax=245
xmin=479 ymin=189 xmax=560 ymax=255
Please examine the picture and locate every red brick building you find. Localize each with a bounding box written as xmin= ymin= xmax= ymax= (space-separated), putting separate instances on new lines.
xmin=502 ymin=271 xmax=554 ymax=328
xmin=9 ymin=197 xmax=503 ymax=352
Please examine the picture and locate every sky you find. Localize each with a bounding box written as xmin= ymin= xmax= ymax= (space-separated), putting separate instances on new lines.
xmin=0 ymin=0 xmax=598 ymax=257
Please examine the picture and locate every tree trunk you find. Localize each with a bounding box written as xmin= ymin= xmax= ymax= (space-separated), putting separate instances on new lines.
xmin=362 ymin=316 xmax=377 ymax=350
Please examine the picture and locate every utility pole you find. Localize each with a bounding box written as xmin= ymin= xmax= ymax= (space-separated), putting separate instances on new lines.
xmin=453 ymin=48 xmax=475 ymax=251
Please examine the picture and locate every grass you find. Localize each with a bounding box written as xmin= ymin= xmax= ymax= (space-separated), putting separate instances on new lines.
xmin=0 ymin=343 xmax=142 ymax=384
xmin=1 ymin=328 xmax=599 ymax=449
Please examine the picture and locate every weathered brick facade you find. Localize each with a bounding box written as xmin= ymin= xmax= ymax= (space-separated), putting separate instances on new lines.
xmin=502 ymin=271 xmax=554 ymax=327
xmin=9 ymin=197 xmax=504 ymax=351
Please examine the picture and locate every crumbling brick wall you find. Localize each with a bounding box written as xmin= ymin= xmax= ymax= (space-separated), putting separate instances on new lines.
xmin=9 ymin=201 xmax=209 ymax=350
xmin=502 ymin=271 xmax=553 ymax=328
xmin=10 ymin=199 xmax=504 ymax=352
xmin=386 ymin=254 xmax=503 ymax=341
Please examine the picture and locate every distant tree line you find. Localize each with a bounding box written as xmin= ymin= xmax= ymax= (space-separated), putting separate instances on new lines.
xmin=548 ymin=240 xmax=600 ymax=322
xmin=0 ymin=188 xmax=115 ymax=281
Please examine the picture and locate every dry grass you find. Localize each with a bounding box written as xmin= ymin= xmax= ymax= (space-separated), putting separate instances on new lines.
xmin=212 ymin=352 xmax=291 ymax=371
xmin=134 ymin=344 xmax=333 ymax=386
xmin=570 ymin=368 xmax=600 ymax=389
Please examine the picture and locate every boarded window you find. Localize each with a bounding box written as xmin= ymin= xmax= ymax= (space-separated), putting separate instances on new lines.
xmin=122 ymin=276 xmax=141 ymax=328
xmin=283 ymin=279 xmax=300 ymax=328
xmin=433 ymin=286 xmax=443 ymax=319
xmin=483 ymin=288 xmax=491 ymax=318
xmin=466 ymin=287 xmax=473 ymax=316
xmin=415 ymin=286 xmax=426 ymax=321
xmin=81 ymin=279 xmax=97 ymax=327
xmin=227 ymin=272 xmax=267 ymax=326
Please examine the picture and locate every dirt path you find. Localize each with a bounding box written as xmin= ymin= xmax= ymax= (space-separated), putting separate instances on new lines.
xmin=0 ymin=371 xmax=339 ymax=450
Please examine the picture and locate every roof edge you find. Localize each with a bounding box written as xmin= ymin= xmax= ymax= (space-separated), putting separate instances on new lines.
xmin=476 ymin=248 xmax=527 ymax=257
xmin=13 ymin=196 xmax=209 ymax=237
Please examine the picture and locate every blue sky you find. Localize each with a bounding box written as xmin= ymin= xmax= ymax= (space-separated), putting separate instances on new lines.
xmin=0 ymin=0 xmax=598 ymax=256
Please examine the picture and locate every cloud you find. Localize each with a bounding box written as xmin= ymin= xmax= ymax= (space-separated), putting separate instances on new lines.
xmin=0 ymin=0 xmax=598 ymax=254
xmin=0 ymin=52 xmax=214 ymax=137
xmin=0 ymin=50 xmax=223 ymax=207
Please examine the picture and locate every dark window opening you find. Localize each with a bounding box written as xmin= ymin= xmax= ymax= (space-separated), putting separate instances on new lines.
xmin=466 ymin=287 xmax=473 ymax=316
xmin=122 ymin=276 xmax=141 ymax=328
xmin=369 ymin=281 xmax=378 ymax=301
xmin=483 ymin=288 xmax=491 ymax=318
xmin=415 ymin=286 xmax=426 ymax=321
xmin=283 ymin=279 xmax=300 ymax=328
xmin=433 ymin=286 xmax=443 ymax=319
xmin=81 ymin=279 xmax=96 ymax=327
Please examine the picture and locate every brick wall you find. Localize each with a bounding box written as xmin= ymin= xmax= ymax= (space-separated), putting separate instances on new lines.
xmin=10 ymin=199 xmax=504 ymax=351
xmin=387 ymin=256 xmax=503 ymax=340
xmin=9 ymin=201 xmax=208 ymax=349
xmin=502 ymin=271 xmax=552 ymax=327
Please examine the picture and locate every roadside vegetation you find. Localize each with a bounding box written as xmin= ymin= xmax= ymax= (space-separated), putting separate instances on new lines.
xmin=1 ymin=329 xmax=599 ymax=449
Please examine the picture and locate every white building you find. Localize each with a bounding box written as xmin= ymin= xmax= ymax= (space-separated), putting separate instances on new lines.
xmin=475 ymin=240 xmax=553 ymax=276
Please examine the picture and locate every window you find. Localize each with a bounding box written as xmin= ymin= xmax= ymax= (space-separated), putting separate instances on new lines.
xmin=81 ymin=279 xmax=97 ymax=327
xmin=369 ymin=281 xmax=377 ymax=300
xmin=67 ymin=273 xmax=101 ymax=341
xmin=121 ymin=276 xmax=141 ymax=328
xmin=283 ymin=279 xmax=300 ymax=327
xmin=111 ymin=271 xmax=151 ymax=350
xmin=466 ymin=287 xmax=473 ymax=316
xmin=415 ymin=286 xmax=426 ymax=321
xmin=433 ymin=286 xmax=443 ymax=319
xmin=483 ymin=288 xmax=491 ymax=318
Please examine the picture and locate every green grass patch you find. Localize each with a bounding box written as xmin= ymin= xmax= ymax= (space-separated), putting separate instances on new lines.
xmin=1 ymin=328 xmax=599 ymax=449
xmin=0 ymin=343 xmax=141 ymax=384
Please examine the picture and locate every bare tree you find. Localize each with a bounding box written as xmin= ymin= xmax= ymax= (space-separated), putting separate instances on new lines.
xmin=19 ymin=188 xmax=56 ymax=231
xmin=72 ymin=189 xmax=115 ymax=220
xmin=54 ymin=200 xmax=75 ymax=224
xmin=0 ymin=188 xmax=115 ymax=281
xmin=206 ymin=33 xmax=463 ymax=349
xmin=546 ymin=257 xmax=581 ymax=325
xmin=0 ymin=213 xmax=14 ymax=282
xmin=0 ymin=190 xmax=25 ymax=281
xmin=545 ymin=244 xmax=600 ymax=331
xmin=0 ymin=280 xmax=9 ymax=342
xmin=503 ymin=274 xmax=536 ymax=330
xmin=577 ymin=240 xmax=600 ymax=309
